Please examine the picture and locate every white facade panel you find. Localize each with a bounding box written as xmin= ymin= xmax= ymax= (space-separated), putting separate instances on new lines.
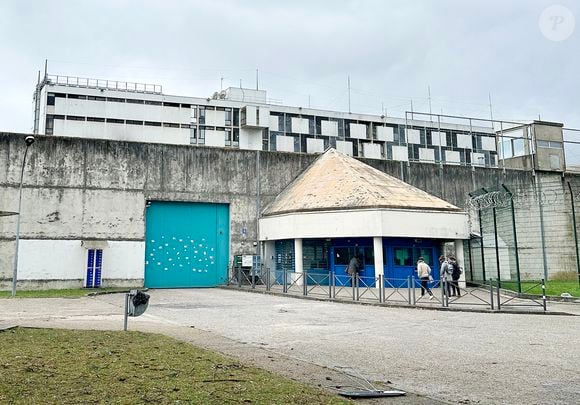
xmin=240 ymin=128 xmax=262 ymax=150
xmin=205 ymin=110 xmax=226 ymax=127
xmin=205 ymin=130 xmax=226 ymax=147
xmin=336 ymin=140 xmax=353 ymax=156
xmin=363 ymin=143 xmax=382 ymax=159
xmin=419 ymin=148 xmax=435 ymax=162
xmin=445 ymin=150 xmax=461 ymax=165
xmin=244 ymin=106 xmax=257 ymax=126
xmin=392 ymin=145 xmax=409 ymax=162
xmin=321 ymin=120 xmax=338 ymax=137
xmin=406 ymin=128 xmax=421 ymax=144
xmin=269 ymin=115 xmax=279 ymax=131
xmin=259 ymin=209 xmax=469 ymax=241
xmin=471 ymin=152 xmax=486 ymax=166
xmin=17 ymin=239 xmax=144 ymax=281
xmin=431 ymin=131 xmax=447 ymax=146
xmin=481 ymin=136 xmax=497 ymax=151
xmin=258 ymin=106 xmax=270 ymax=127
xmin=291 ymin=117 xmax=309 ymax=134
xmin=376 ymin=126 xmax=394 ymax=142
xmin=349 ymin=123 xmax=367 ymax=139
xmin=306 ymin=138 xmax=324 ymax=153
xmin=276 ymin=135 xmax=295 ymax=152
xmin=457 ymin=134 xmax=473 ymax=149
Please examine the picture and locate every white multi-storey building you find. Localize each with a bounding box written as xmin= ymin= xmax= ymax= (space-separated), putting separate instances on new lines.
xmin=33 ymin=74 xmax=500 ymax=166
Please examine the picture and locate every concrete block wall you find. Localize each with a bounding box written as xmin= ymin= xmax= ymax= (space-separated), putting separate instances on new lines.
xmin=1 ymin=132 xmax=579 ymax=288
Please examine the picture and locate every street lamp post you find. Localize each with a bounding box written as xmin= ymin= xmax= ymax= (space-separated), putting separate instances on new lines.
xmin=11 ymin=135 xmax=35 ymax=297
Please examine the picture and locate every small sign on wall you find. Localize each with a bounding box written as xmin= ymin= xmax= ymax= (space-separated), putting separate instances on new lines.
xmin=242 ymin=255 xmax=253 ymax=267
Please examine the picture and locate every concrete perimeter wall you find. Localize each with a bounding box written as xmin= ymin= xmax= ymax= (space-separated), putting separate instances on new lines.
xmin=1 ymin=133 xmax=578 ymax=288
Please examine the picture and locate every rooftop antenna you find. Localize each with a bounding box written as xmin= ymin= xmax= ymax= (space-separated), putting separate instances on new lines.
xmin=220 ymin=77 xmax=224 ymax=91
xmin=308 ymin=95 xmax=311 ymax=108
xmin=240 ymin=78 xmax=242 ymax=88
xmin=256 ymin=68 xmax=259 ymax=91
xmin=347 ymin=75 xmax=351 ymax=114
xmin=410 ymin=99 xmax=414 ymax=120
xmin=381 ymin=102 xmax=385 ymax=116
xmin=44 ymin=59 xmax=47 ymax=79
xmin=488 ymin=92 xmax=494 ymax=130
xmin=428 ymin=85 xmax=433 ymax=122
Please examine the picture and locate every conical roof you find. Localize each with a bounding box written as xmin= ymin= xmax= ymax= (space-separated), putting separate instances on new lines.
xmin=262 ymin=148 xmax=460 ymax=216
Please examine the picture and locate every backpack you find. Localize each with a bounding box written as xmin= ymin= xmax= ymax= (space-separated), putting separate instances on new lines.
xmin=450 ymin=261 xmax=462 ymax=278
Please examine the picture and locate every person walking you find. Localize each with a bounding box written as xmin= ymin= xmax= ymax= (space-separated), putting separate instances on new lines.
xmin=439 ymin=255 xmax=452 ymax=299
xmin=346 ymin=254 xmax=362 ymax=286
xmin=417 ymin=257 xmax=434 ymax=300
xmin=449 ymin=256 xmax=462 ymax=297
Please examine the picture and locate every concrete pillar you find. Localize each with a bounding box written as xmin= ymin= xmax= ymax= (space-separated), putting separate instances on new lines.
xmin=455 ymin=239 xmax=466 ymax=288
xmin=373 ymin=236 xmax=384 ymax=288
xmin=263 ymin=240 xmax=276 ymax=274
xmin=294 ymin=238 xmax=303 ymax=285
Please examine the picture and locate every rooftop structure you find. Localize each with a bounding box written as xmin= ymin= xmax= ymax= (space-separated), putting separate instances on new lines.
xmin=31 ymin=73 xmax=575 ymax=171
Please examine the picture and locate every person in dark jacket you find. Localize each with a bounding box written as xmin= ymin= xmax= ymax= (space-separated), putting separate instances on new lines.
xmin=449 ymin=256 xmax=462 ymax=297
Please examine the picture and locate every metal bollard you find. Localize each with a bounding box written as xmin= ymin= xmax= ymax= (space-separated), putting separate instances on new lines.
xmin=542 ymin=278 xmax=547 ymax=312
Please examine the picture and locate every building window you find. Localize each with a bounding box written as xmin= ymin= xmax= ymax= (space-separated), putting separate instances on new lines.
xmin=126 ymin=120 xmax=144 ymax=125
xmin=233 ymin=128 xmax=239 ymax=146
xmin=45 ymin=115 xmax=54 ymax=135
xmin=66 ymin=115 xmax=85 ymax=121
xmin=86 ymin=249 xmax=103 ymax=288
xmin=87 ymin=95 xmax=106 ymax=101
xmin=537 ymin=140 xmax=562 ymax=149
xmin=162 ymin=122 xmax=180 ymax=128
xmin=127 ymin=98 xmax=145 ymax=104
xmin=163 ymin=102 xmax=180 ymax=108
xmin=145 ymin=100 xmax=162 ymax=106
xmin=225 ymin=129 xmax=232 ymax=146
xmin=87 ymin=117 xmax=105 ymax=122
xmin=47 ymin=93 xmax=55 ymax=106
xmin=67 ymin=94 xmax=87 ymax=100
xmin=106 ymin=118 xmax=124 ymax=124
xmin=144 ymin=121 xmax=161 ymax=127
xmin=199 ymin=107 xmax=206 ymax=124
xmin=107 ymin=97 xmax=125 ymax=103
xmin=190 ymin=127 xmax=197 ymax=144
xmin=225 ymin=108 xmax=232 ymax=126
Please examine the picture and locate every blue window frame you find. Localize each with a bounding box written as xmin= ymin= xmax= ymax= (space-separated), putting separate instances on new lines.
xmin=86 ymin=249 xmax=103 ymax=288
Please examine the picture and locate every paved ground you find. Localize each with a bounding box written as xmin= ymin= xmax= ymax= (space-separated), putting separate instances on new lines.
xmin=1 ymin=289 xmax=579 ymax=404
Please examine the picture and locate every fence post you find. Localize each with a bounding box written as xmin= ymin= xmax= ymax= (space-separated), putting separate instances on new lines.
xmin=329 ymin=271 xmax=333 ymax=299
xmin=356 ymin=275 xmax=360 ymax=301
xmin=542 ymin=278 xmax=547 ymax=312
xmin=265 ymin=267 xmax=270 ymax=291
xmin=332 ymin=271 xmax=336 ymax=299
xmin=411 ymin=276 xmax=416 ymax=305
xmin=303 ymin=270 xmax=308 ymax=296
xmin=407 ymin=276 xmax=412 ymax=304
xmin=283 ymin=268 xmax=287 ymax=293
xmin=378 ymin=274 xmax=383 ymax=303
xmin=496 ymin=278 xmax=501 ymax=311
xmin=237 ymin=266 xmax=241 ymax=288
xmin=489 ymin=278 xmax=495 ymax=310
xmin=352 ymin=274 xmax=356 ymax=301
xmin=441 ymin=280 xmax=445 ymax=307
xmin=251 ymin=266 xmax=256 ymax=289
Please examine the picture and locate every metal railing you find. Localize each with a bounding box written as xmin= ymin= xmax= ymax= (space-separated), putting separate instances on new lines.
xmin=45 ymin=74 xmax=163 ymax=94
xmin=226 ymin=269 xmax=547 ymax=313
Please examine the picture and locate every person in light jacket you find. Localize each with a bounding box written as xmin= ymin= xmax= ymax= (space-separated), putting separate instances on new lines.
xmin=417 ymin=257 xmax=434 ymax=300
xmin=439 ymin=255 xmax=452 ymax=299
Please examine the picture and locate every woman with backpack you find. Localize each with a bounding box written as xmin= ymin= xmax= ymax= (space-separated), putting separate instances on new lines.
xmin=449 ymin=256 xmax=462 ymax=297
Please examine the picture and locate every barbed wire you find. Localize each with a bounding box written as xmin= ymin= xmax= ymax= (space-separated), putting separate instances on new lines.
xmin=466 ymin=189 xmax=580 ymax=210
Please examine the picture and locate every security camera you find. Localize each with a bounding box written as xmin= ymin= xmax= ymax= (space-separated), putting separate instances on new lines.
xmin=24 ymin=136 xmax=35 ymax=146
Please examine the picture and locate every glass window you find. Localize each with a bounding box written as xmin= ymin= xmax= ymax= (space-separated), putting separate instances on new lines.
xmin=47 ymin=93 xmax=55 ymax=106
xmin=334 ymin=247 xmax=351 ymax=265
xmin=393 ymin=247 xmax=412 ymax=266
xmin=512 ymin=138 xmax=525 ymax=156
xmin=501 ymin=138 xmax=512 ymax=158
xmin=189 ymin=127 xmax=197 ymax=144
xmin=413 ymin=248 xmax=432 ymax=265
xmin=303 ymin=239 xmax=330 ymax=270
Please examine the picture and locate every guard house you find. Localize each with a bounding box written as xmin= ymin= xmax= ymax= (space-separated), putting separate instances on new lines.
xmin=259 ymin=149 xmax=469 ymax=286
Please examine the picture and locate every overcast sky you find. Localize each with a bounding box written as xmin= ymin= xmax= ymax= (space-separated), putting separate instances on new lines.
xmin=0 ymin=0 xmax=578 ymax=132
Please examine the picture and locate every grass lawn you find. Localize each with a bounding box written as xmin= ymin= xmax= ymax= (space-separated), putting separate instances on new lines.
xmin=0 ymin=328 xmax=347 ymax=404
xmin=0 ymin=288 xmax=132 ymax=299
xmin=501 ymin=280 xmax=580 ymax=297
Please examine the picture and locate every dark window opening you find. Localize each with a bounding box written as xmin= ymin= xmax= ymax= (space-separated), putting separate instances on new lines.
xmin=66 ymin=115 xmax=85 ymax=121
xmin=67 ymin=94 xmax=87 ymax=100
xmin=107 ymin=97 xmax=125 ymax=103
xmin=87 ymin=117 xmax=105 ymax=122
xmin=47 ymin=93 xmax=55 ymax=106
xmin=163 ymin=102 xmax=180 ymax=108
xmin=126 ymin=120 xmax=144 ymax=125
xmin=163 ymin=122 xmax=180 ymax=128
xmin=127 ymin=99 xmax=145 ymax=104
xmin=145 ymin=100 xmax=162 ymax=106
xmin=144 ymin=121 xmax=161 ymax=127
xmin=106 ymin=118 xmax=124 ymax=124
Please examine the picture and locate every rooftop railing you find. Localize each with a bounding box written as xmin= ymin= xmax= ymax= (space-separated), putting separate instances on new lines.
xmin=45 ymin=74 xmax=162 ymax=94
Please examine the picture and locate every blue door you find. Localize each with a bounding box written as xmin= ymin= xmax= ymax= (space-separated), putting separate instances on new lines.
xmin=144 ymin=201 xmax=229 ymax=288
xmin=331 ymin=242 xmax=375 ymax=286
xmin=384 ymin=244 xmax=438 ymax=287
